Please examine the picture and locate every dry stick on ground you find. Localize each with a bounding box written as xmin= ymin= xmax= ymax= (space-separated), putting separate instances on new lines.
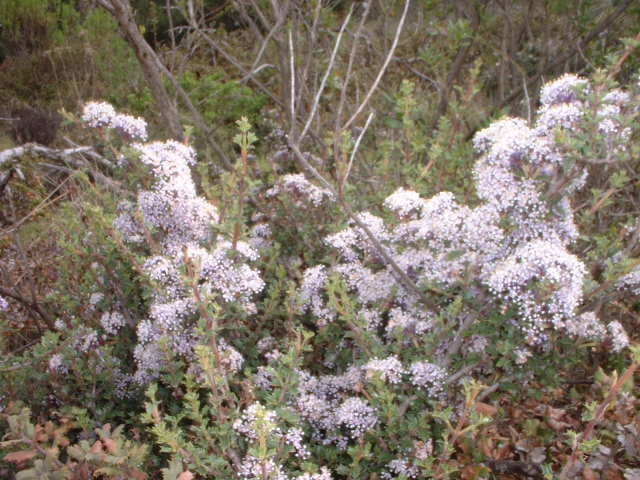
xmin=559 ymin=357 xmax=639 ymax=479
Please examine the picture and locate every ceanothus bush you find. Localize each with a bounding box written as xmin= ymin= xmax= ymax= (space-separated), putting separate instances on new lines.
xmin=82 ymin=103 xmax=264 ymax=386
xmin=62 ymin=74 xmax=636 ymax=479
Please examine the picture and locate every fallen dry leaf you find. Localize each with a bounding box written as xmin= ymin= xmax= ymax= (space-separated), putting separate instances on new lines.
xmin=583 ymin=466 xmax=599 ymax=480
xmin=103 ymin=437 xmax=118 ymax=454
xmin=4 ymin=450 xmax=37 ymax=463
xmin=90 ymin=440 xmax=103 ymax=454
xmin=475 ymin=402 xmax=498 ymax=417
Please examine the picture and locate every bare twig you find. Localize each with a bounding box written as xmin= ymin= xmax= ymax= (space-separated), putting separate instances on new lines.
xmin=335 ymin=1 xmax=371 ymax=131
xmin=297 ymin=4 xmax=354 ymax=144
xmin=97 ymin=0 xmax=184 ymax=140
xmin=341 ymin=111 xmax=375 ymax=191
xmin=607 ymin=30 xmax=640 ymax=81
xmin=288 ymin=28 xmax=296 ymax=136
xmin=0 ymin=143 xmax=122 ymax=192
xmin=443 ymin=313 xmax=478 ymax=367
xmin=342 ymin=0 xmax=411 ymax=131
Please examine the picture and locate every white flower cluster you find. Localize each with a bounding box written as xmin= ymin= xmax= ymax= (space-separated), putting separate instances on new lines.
xmin=83 ymin=104 xmax=264 ymax=385
xmin=335 ymin=397 xmax=378 ymax=439
xmin=48 ymin=353 xmax=68 ymax=374
xmin=100 ymin=310 xmax=126 ymax=335
xmin=267 ymin=173 xmax=335 ymax=206
xmin=233 ymin=402 xmax=281 ymax=441
xmin=297 ymin=74 xmax=630 ymax=354
xmin=409 ymin=361 xmax=447 ymax=397
xmin=82 ymin=101 xmax=147 ymax=140
xmin=0 ymin=295 xmax=8 ymax=311
xmin=364 ymin=356 xmax=404 ymax=384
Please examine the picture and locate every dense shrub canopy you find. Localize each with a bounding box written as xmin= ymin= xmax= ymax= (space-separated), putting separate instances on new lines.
xmin=1 ymin=1 xmax=639 ymax=479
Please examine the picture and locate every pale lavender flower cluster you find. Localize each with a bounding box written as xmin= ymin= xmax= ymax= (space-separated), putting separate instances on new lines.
xmin=82 ymin=101 xmax=148 ymax=140
xmin=219 ymin=338 xmax=245 ymax=373
xmin=617 ymin=265 xmax=640 ymax=295
xmin=238 ymin=453 xmax=333 ymax=480
xmin=0 ymin=295 xmax=8 ymax=311
xmin=292 ymin=366 xmax=377 ymax=446
xmin=563 ymin=311 xmax=606 ymax=342
xmin=364 ymin=356 xmax=404 ymax=384
xmin=335 ymin=397 xmax=378 ymax=439
xmin=295 ymin=467 xmax=333 ymax=480
xmin=48 ymin=353 xmax=68 ymax=374
xmin=298 ymin=266 xmax=336 ymax=326
xmin=267 ymin=173 xmax=335 ymax=206
xmin=607 ymin=321 xmax=629 ymax=353
xmin=382 ymin=458 xmax=419 ymax=480
xmin=83 ymin=105 xmax=264 ymax=385
xmin=285 ymin=427 xmax=311 ymax=459
xmin=76 ymin=328 xmax=100 ymax=353
xmin=297 ymin=74 xmax=627 ymax=354
xmin=486 ymin=240 xmax=586 ymax=344
xmin=100 ymin=310 xmax=126 ymax=335
xmin=88 ymin=292 xmax=104 ymax=309
xmin=409 ymin=361 xmax=447 ymax=397
xmin=233 ymin=402 xmax=281 ymax=441
xmin=238 ymin=456 xmax=288 ymax=480
xmin=539 ymin=73 xmax=589 ymax=106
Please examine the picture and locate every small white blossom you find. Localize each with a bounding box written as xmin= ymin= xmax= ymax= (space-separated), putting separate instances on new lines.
xmin=364 ymin=356 xmax=404 ymax=384
xmin=607 ymin=321 xmax=629 ymax=353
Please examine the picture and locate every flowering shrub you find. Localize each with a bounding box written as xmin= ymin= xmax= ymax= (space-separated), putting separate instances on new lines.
xmin=2 ymin=72 xmax=639 ymax=479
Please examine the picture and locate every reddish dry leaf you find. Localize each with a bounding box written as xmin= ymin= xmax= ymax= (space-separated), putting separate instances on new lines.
xmin=131 ymin=471 xmax=148 ymax=480
xmin=545 ymin=406 xmax=571 ymax=432
xmin=178 ymin=471 xmax=195 ymax=480
xmin=475 ymin=402 xmax=498 ymax=417
xmin=603 ymin=465 xmax=624 ymax=480
xmin=4 ymin=450 xmax=37 ymax=463
xmin=461 ymin=465 xmax=490 ymax=480
xmin=90 ymin=440 xmax=103 ymax=454
xmin=583 ymin=466 xmax=599 ymax=480
xmin=103 ymin=437 xmax=118 ymax=454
